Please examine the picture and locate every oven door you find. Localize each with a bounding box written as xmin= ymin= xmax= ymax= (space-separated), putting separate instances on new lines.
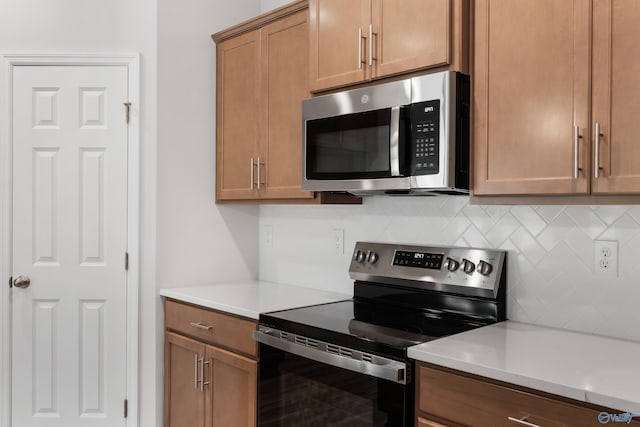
xmin=255 ymin=329 xmax=412 ymax=427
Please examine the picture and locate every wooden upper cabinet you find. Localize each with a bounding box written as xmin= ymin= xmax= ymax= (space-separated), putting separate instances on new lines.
xmin=591 ymin=0 xmax=640 ymax=194
xmin=261 ymin=11 xmax=314 ymax=200
xmin=215 ymin=4 xmax=334 ymax=203
xmin=310 ymin=0 xmax=467 ymax=92
xmin=216 ymin=30 xmax=261 ymax=201
xmin=309 ymin=0 xmax=369 ymax=91
xmin=474 ymin=0 xmax=640 ymax=197
xmin=371 ymin=0 xmax=450 ymax=79
xmin=473 ymin=0 xmax=591 ymax=196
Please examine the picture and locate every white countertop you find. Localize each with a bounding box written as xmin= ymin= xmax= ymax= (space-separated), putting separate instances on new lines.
xmin=408 ymin=321 xmax=640 ymax=413
xmin=159 ymin=280 xmax=351 ymax=320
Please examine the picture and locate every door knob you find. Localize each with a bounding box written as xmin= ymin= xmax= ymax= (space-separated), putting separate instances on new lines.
xmin=13 ymin=275 xmax=30 ymax=288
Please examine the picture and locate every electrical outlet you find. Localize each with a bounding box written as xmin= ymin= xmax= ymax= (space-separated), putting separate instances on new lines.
xmin=333 ymin=228 xmax=344 ymax=255
xmin=594 ymin=240 xmax=618 ymax=277
xmin=264 ymin=225 xmax=274 ymax=248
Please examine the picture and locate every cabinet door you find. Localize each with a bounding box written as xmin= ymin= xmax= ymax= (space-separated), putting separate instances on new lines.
xmin=592 ymin=0 xmax=640 ymax=194
xmin=205 ymin=345 xmax=257 ymax=427
xmin=164 ymin=332 xmax=206 ymax=427
xmin=473 ymin=0 xmax=590 ymax=195
xmin=216 ymin=30 xmax=261 ymax=201
xmin=260 ymin=11 xmax=314 ymax=200
xmin=371 ymin=0 xmax=450 ymax=79
xmin=309 ymin=0 xmax=370 ymax=91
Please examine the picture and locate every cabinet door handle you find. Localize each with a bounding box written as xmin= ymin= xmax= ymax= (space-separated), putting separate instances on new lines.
xmin=594 ymin=122 xmax=603 ymax=178
xmin=573 ymin=125 xmax=582 ymax=179
xmin=194 ymin=354 xmax=199 ymax=390
xmin=199 ymin=358 xmax=210 ymax=391
xmin=250 ymin=157 xmax=255 ymax=189
xmin=190 ymin=322 xmax=214 ymax=332
xmin=507 ymin=416 xmax=542 ymax=427
xmin=369 ymin=24 xmax=377 ymax=66
xmin=358 ymin=28 xmax=366 ymax=69
xmin=257 ymin=156 xmax=265 ymax=190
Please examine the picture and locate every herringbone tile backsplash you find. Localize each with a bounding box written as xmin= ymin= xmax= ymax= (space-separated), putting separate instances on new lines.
xmin=260 ymin=198 xmax=640 ymax=342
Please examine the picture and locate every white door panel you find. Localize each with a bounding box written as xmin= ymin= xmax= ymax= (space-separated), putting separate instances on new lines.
xmin=12 ymin=65 xmax=128 ymax=426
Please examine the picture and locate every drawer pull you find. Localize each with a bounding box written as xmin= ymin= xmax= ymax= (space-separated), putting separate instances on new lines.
xmin=190 ymin=322 xmax=214 ymax=332
xmin=507 ymin=416 xmax=541 ymax=427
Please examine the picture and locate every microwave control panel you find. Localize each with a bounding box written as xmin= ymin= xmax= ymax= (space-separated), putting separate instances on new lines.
xmin=409 ymin=100 xmax=440 ymax=175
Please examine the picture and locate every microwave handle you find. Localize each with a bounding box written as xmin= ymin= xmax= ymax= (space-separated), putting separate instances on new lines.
xmin=389 ymin=106 xmax=401 ymax=176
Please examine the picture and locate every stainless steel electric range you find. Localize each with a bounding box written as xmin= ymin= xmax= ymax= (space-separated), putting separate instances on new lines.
xmin=254 ymin=242 xmax=507 ymax=426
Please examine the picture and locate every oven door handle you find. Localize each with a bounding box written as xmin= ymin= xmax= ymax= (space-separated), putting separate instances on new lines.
xmin=389 ymin=106 xmax=401 ymax=177
xmin=253 ymin=330 xmax=407 ymax=384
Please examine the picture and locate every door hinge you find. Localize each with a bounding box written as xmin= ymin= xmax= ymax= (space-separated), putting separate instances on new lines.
xmin=8 ymin=276 xmax=12 ymax=288
xmin=125 ymin=252 xmax=129 ymax=271
xmin=124 ymin=102 xmax=132 ymax=124
xmin=124 ymin=399 xmax=128 ymax=418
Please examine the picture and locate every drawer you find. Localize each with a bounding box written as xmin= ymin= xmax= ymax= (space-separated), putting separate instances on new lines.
xmin=417 ymin=364 xmax=637 ymax=427
xmin=165 ymin=299 xmax=257 ymax=357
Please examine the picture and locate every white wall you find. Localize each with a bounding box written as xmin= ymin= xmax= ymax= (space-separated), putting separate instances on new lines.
xmin=261 ymin=0 xmax=292 ymax=13
xmin=157 ymin=0 xmax=260 ymax=288
xmin=155 ymin=0 xmax=261 ymax=424
xmin=260 ymin=199 xmax=640 ymax=342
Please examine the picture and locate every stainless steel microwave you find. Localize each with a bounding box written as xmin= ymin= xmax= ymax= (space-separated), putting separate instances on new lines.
xmin=302 ymin=71 xmax=470 ymax=195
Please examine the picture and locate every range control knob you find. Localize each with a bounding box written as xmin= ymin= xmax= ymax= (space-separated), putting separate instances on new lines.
xmin=444 ymin=257 xmax=460 ymax=272
xmin=477 ymin=260 xmax=493 ymax=276
xmin=354 ymin=250 xmax=366 ymax=263
xmin=462 ymin=259 xmax=476 ymax=275
xmin=366 ymin=251 xmax=379 ymax=264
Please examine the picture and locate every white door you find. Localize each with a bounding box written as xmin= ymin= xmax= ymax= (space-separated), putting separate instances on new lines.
xmin=11 ymin=65 xmax=129 ymax=426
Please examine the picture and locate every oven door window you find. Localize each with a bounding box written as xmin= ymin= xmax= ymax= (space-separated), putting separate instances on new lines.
xmin=259 ymin=344 xmax=409 ymax=427
xmin=306 ymin=109 xmax=396 ymax=180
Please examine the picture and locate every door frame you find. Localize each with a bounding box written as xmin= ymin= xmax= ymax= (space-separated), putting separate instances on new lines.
xmin=0 ymin=53 xmax=141 ymax=427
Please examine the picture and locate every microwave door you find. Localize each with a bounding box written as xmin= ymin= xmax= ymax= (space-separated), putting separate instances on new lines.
xmin=305 ymin=108 xmax=398 ymax=181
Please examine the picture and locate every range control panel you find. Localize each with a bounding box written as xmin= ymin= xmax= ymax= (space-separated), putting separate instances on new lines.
xmin=392 ymin=251 xmax=444 ymax=270
xmin=349 ymin=242 xmax=506 ymax=299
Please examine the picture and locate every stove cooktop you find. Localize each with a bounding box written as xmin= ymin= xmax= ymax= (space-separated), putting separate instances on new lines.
xmin=259 ymin=242 xmax=506 ymax=361
xmin=259 ymin=298 xmax=488 ymax=360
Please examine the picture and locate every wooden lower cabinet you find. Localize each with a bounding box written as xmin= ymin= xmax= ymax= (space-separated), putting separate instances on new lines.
xmin=164 ymin=300 xmax=258 ymax=427
xmin=416 ymin=363 xmax=640 ymax=427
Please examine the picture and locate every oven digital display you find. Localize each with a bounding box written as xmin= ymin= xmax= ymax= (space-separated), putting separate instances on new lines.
xmin=393 ymin=251 xmax=444 ymax=269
